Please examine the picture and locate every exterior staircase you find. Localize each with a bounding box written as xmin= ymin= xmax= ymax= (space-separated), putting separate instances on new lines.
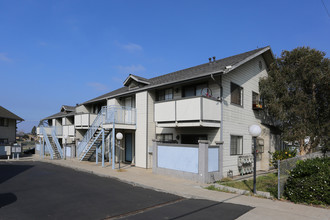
xmin=47 ymin=135 xmax=62 ymax=159
xmin=76 ymin=105 xmax=136 ymax=162
xmin=40 ymin=126 xmax=63 ymax=160
xmin=80 ymin=128 xmax=111 ymax=161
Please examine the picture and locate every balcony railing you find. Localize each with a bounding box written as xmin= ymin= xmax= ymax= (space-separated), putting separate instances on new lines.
xmin=74 ymin=113 xmax=97 ymax=127
xmin=104 ymin=105 xmax=136 ymax=125
xmin=38 ymin=126 xmax=63 ymax=136
xmin=154 ymin=96 xmax=221 ymax=125
xmin=63 ymin=125 xmax=75 ymax=136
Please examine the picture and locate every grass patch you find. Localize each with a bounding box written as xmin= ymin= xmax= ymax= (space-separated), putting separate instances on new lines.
xmin=217 ymin=173 xmax=278 ymax=197
xmin=205 ymin=185 xmax=236 ymax=194
xmin=117 ymin=169 xmax=127 ymax=172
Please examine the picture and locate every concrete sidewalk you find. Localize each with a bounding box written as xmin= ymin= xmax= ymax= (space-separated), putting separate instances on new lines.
xmin=10 ymin=155 xmax=330 ymax=220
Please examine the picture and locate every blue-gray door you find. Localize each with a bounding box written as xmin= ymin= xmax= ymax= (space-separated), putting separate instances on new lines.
xmin=125 ymin=133 xmax=132 ymax=162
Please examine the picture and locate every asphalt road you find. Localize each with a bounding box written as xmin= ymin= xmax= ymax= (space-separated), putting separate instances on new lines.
xmin=0 ymin=161 xmax=253 ymax=219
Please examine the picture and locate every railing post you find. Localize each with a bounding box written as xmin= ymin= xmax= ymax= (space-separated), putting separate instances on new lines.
xmin=278 ymin=160 xmax=280 ymax=199
xmin=96 ymin=146 xmax=98 ymax=165
xmin=112 ymin=122 xmax=115 ymax=169
xmin=42 ymin=137 xmax=45 ymax=159
xmin=102 ymin=129 xmax=105 ymax=167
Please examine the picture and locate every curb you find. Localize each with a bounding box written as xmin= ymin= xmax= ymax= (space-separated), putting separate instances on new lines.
xmin=213 ymin=183 xmax=273 ymax=199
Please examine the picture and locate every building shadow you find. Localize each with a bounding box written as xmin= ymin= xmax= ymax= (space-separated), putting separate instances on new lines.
xmin=242 ymin=180 xmax=253 ymax=193
xmin=0 ymin=193 xmax=17 ymax=208
xmin=0 ymin=164 xmax=34 ymax=184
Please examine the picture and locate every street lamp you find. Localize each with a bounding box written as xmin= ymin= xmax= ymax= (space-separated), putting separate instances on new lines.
xmin=248 ymin=124 xmax=261 ymax=194
xmin=116 ymin=132 xmax=123 ymax=170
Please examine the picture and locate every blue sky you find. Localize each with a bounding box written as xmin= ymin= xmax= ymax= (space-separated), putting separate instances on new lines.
xmin=1 ymin=0 xmax=329 ymax=133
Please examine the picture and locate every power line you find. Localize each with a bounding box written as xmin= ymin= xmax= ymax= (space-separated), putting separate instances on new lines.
xmin=321 ymin=0 xmax=330 ymax=17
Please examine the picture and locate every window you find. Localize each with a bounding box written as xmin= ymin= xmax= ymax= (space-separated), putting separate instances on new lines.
xmin=181 ymin=134 xmax=207 ymax=144
xmin=0 ymin=138 xmax=8 ymax=144
xmin=0 ymin=118 xmax=9 ymax=127
xmin=157 ymin=88 xmax=173 ymax=101
xmin=231 ymin=82 xmax=243 ymax=106
xmin=156 ymin=134 xmax=174 ymax=143
xmin=252 ymin=92 xmax=263 ymax=109
xmin=183 ymin=83 xmax=207 ymax=97
xmin=230 ymin=135 xmax=243 ymax=155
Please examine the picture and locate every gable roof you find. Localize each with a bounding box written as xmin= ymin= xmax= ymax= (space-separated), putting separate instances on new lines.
xmin=41 ymin=111 xmax=75 ymax=121
xmin=61 ymin=105 xmax=75 ymax=112
xmin=0 ymin=106 xmax=24 ymax=121
xmin=83 ymin=46 xmax=274 ymax=104
xmin=41 ymin=105 xmax=76 ymax=121
xmin=123 ymin=74 xmax=151 ymax=87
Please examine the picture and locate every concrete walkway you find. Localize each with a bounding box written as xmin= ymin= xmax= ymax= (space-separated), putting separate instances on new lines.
xmin=9 ymin=155 xmax=330 ymax=220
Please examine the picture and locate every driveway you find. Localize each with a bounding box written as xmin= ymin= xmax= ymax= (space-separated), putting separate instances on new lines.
xmin=0 ymin=161 xmax=252 ymax=219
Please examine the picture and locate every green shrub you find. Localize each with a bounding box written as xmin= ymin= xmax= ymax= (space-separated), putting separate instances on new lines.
xmin=269 ymin=149 xmax=297 ymax=168
xmin=284 ymin=157 xmax=330 ymax=205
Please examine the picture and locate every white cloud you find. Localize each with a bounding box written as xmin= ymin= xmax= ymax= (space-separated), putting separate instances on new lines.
xmin=116 ymin=41 xmax=143 ymax=53
xmin=87 ymin=82 xmax=109 ymax=91
xmin=0 ymin=53 xmax=12 ymax=62
xmin=116 ymin=64 xmax=146 ymax=74
xmin=123 ymin=43 xmax=143 ymax=52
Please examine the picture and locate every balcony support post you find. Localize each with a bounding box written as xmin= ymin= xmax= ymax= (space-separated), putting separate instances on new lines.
xmin=112 ymin=122 xmax=116 ymax=169
xmin=102 ymin=129 xmax=105 ymax=167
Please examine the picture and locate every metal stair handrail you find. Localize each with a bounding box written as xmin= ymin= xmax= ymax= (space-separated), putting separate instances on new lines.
xmin=76 ymin=105 xmax=135 ymax=158
xmin=77 ymin=107 xmax=107 ymax=157
xmin=40 ymin=126 xmax=54 ymax=159
xmin=51 ymin=127 xmax=64 ymax=158
xmin=80 ymin=128 xmax=104 ymax=160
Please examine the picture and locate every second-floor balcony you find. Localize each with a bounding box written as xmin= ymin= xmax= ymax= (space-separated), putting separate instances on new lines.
xmin=154 ymin=96 xmax=221 ymax=128
xmin=74 ymin=113 xmax=97 ymax=128
xmin=63 ymin=125 xmax=75 ymax=136
xmin=74 ymin=106 xmax=136 ymax=130
xmin=37 ymin=126 xmax=63 ymax=136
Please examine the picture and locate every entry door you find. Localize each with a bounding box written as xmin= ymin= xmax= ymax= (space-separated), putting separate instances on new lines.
xmin=125 ymin=133 xmax=133 ymax=162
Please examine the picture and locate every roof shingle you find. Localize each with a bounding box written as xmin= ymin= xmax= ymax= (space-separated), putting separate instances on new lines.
xmin=0 ymin=106 xmax=24 ymax=121
xmin=83 ymin=46 xmax=272 ymax=104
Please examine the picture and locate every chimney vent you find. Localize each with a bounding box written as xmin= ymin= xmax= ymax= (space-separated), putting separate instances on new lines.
xmin=209 ymin=57 xmax=212 ymax=63
xmin=213 ymin=56 xmax=216 ymax=62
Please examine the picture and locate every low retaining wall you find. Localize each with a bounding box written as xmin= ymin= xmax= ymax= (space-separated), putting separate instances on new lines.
xmin=152 ymin=140 xmax=223 ymax=183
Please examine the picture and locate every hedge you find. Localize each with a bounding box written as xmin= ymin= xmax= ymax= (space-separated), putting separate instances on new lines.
xmin=284 ymin=157 xmax=330 ymax=205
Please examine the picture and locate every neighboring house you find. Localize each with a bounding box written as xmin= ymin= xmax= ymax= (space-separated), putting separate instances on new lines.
xmin=38 ymin=46 xmax=281 ymax=176
xmin=0 ymin=106 xmax=24 ymax=145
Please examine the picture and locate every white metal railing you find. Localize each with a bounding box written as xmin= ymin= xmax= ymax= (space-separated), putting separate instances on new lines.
xmin=76 ymin=109 xmax=106 ymax=157
xmin=51 ymin=127 xmax=63 ymax=158
xmin=105 ymin=105 xmax=136 ymax=125
xmin=76 ymin=105 xmax=136 ymax=157
xmin=39 ymin=125 xmax=63 ymax=159
xmin=40 ymin=126 xmax=54 ymax=159
xmin=41 ymin=126 xmax=62 ymax=136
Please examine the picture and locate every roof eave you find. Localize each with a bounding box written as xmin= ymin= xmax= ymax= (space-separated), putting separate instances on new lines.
xmin=224 ymin=46 xmax=273 ymax=74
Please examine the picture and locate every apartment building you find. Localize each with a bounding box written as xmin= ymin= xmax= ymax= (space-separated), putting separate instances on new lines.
xmin=38 ymin=46 xmax=280 ymax=176
xmin=0 ymin=106 xmax=23 ymax=145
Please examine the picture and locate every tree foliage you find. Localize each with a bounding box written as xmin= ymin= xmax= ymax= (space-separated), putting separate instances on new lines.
xmin=260 ymin=47 xmax=329 ymax=154
xmin=31 ymin=126 xmax=37 ymax=135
